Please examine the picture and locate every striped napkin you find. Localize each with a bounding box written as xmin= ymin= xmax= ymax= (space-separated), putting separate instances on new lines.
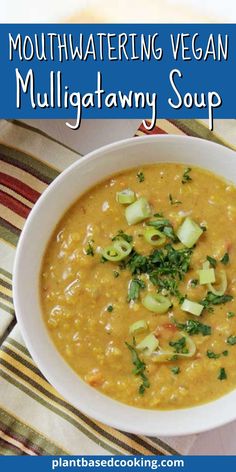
xmin=0 ymin=118 xmax=235 ymax=456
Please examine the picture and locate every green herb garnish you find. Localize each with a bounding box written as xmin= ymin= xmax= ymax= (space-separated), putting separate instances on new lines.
xmin=123 ymin=244 xmax=192 ymax=305
xmin=113 ymin=271 xmax=120 ymax=278
xmin=169 ymin=337 xmax=188 ymax=354
xmin=112 ymin=230 xmax=133 ymax=244
xmin=127 ymin=278 xmax=146 ymax=302
xmin=201 ymin=292 xmax=233 ymax=312
xmin=182 ymin=167 xmax=192 ymax=184
xmin=207 ymin=350 xmax=220 ymax=359
xmin=125 ymin=342 xmax=150 ymax=395
xmin=137 ymin=171 xmax=145 ymax=183
xmin=221 ymin=252 xmax=230 ymax=265
xmin=227 ymin=311 xmax=235 ymax=319
xmin=85 ymin=241 xmax=94 ymax=256
xmin=171 ymin=366 xmax=180 ymax=375
xmin=222 ymin=350 xmax=229 ymax=356
xmin=227 ymin=335 xmax=236 ymax=346
xmin=207 ymin=255 xmax=217 ymax=268
xmin=218 ymin=367 xmax=227 ymax=380
xmin=175 ymin=319 xmax=211 ymax=336
xmin=168 ymin=194 xmax=182 ymax=206
xmin=107 ymin=304 xmax=113 ymax=312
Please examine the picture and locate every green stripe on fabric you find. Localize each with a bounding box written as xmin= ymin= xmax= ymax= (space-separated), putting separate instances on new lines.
xmin=0 ymin=268 xmax=12 ymax=280
xmin=0 ymin=408 xmax=67 ymax=456
xmin=147 ymin=436 xmax=179 ymax=455
xmin=1 ymin=346 xmax=168 ymax=456
xmin=0 ymin=292 xmax=13 ymax=305
xmin=0 ymin=367 xmax=121 ymax=456
xmin=123 ymin=433 xmax=164 ymax=456
xmin=0 ymin=301 xmax=15 ymax=316
xmin=0 ymin=219 xmax=20 ymax=246
xmin=0 ymin=279 xmax=12 ymax=291
xmin=7 ymin=338 xmax=29 ymax=356
xmin=0 ymin=144 xmax=59 ymax=184
xmin=2 ymin=346 xmax=46 ymax=380
xmin=169 ymin=120 xmax=236 ymax=150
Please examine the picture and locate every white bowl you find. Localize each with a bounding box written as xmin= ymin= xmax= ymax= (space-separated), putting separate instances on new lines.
xmin=13 ymin=135 xmax=236 ymax=437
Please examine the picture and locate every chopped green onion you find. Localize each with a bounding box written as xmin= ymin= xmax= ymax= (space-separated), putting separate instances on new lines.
xmin=177 ymin=217 xmax=203 ymax=248
xmin=181 ymin=298 xmax=204 ymax=316
xmin=125 ymin=197 xmax=151 ymax=226
xmin=144 ymin=228 xmax=166 ymax=247
xmin=116 ymin=189 xmax=135 ymax=205
xmin=129 ymin=320 xmax=148 ymax=335
xmin=102 ymin=239 xmax=132 ymax=262
xmin=198 ymin=268 xmax=216 ymax=285
xmin=142 ymin=293 xmax=172 ymax=314
xmin=208 ymin=270 xmax=227 ymax=296
xmin=136 ymin=333 xmax=159 ymax=355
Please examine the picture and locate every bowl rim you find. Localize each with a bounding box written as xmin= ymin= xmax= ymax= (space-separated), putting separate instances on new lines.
xmin=13 ymin=134 xmax=236 ymax=437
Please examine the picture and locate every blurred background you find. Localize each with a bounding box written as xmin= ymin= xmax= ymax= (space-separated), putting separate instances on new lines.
xmin=1 ymin=0 xmax=236 ymax=23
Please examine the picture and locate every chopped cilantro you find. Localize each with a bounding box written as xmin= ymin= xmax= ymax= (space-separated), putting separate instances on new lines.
xmin=218 ymin=367 xmax=227 ymax=380
xmin=171 ymin=366 xmax=180 ymax=375
xmin=112 ymin=230 xmax=133 ymax=243
xmin=221 ymin=252 xmax=230 ymax=265
xmin=207 ymin=255 xmax=217 ymax=268
xmin=175 ymin=319 xmax=211 ymax=336
xmin=107 ymin=305 xmax=113 ymax=312
xmin=85 ymin=241 xmax=94 ymax=256
xmin=222 ymin=350 xmax=229 ymax=356
xmin=200 ymin=292 xmax=233 ymax=312
xmin=137 ymin=171 xmax=145 ymax=183
xmin=123 ymin=243 xmax=192 ymax=305
xmin=182 ymin=167 xmax=192 ymax=184
xmin=127 ymin=278 xmax=146 ymax=302
xmin=168 ymin=194 xmax=182 ymax=206
xmin=169 ymin=337 xmax=188 ymax=354
xmin=207 ymin=350 xmax=220 ymax=359
xmin=227 ymin=335 xmax=236 ymax=346
xmin=125 ymin=342 xmax=150 ymax=395
xmin=227 ymin=311 xmax=235 ymax=319
xmin=113 ymin=271 xmax=120 ymax=278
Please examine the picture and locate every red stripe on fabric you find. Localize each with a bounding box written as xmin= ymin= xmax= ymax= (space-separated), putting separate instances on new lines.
xmin=0 ymin=424 xmax=42 ymax=456
xmin=0 ymin=190 xmax=31 ymax=219
xmin=0 ymin=431 xmax=27 ymax=455
xmin=138 ymin=123 xmax=168 ymax=135
xmin=0 ymin=172 xmax=41 ymax=204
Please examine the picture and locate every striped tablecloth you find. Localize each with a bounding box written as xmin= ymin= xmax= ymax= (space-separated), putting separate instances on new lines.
xmin=0 ymin=119 xmax=235 ymax=456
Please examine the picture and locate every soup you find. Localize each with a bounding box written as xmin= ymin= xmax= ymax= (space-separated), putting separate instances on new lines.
xmin=40 ymin=163 xmax=236 ymax=409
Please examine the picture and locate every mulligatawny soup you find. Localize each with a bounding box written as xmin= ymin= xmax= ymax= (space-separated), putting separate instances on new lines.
xmin=41 ymin=163 xmax=236 ymax=409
